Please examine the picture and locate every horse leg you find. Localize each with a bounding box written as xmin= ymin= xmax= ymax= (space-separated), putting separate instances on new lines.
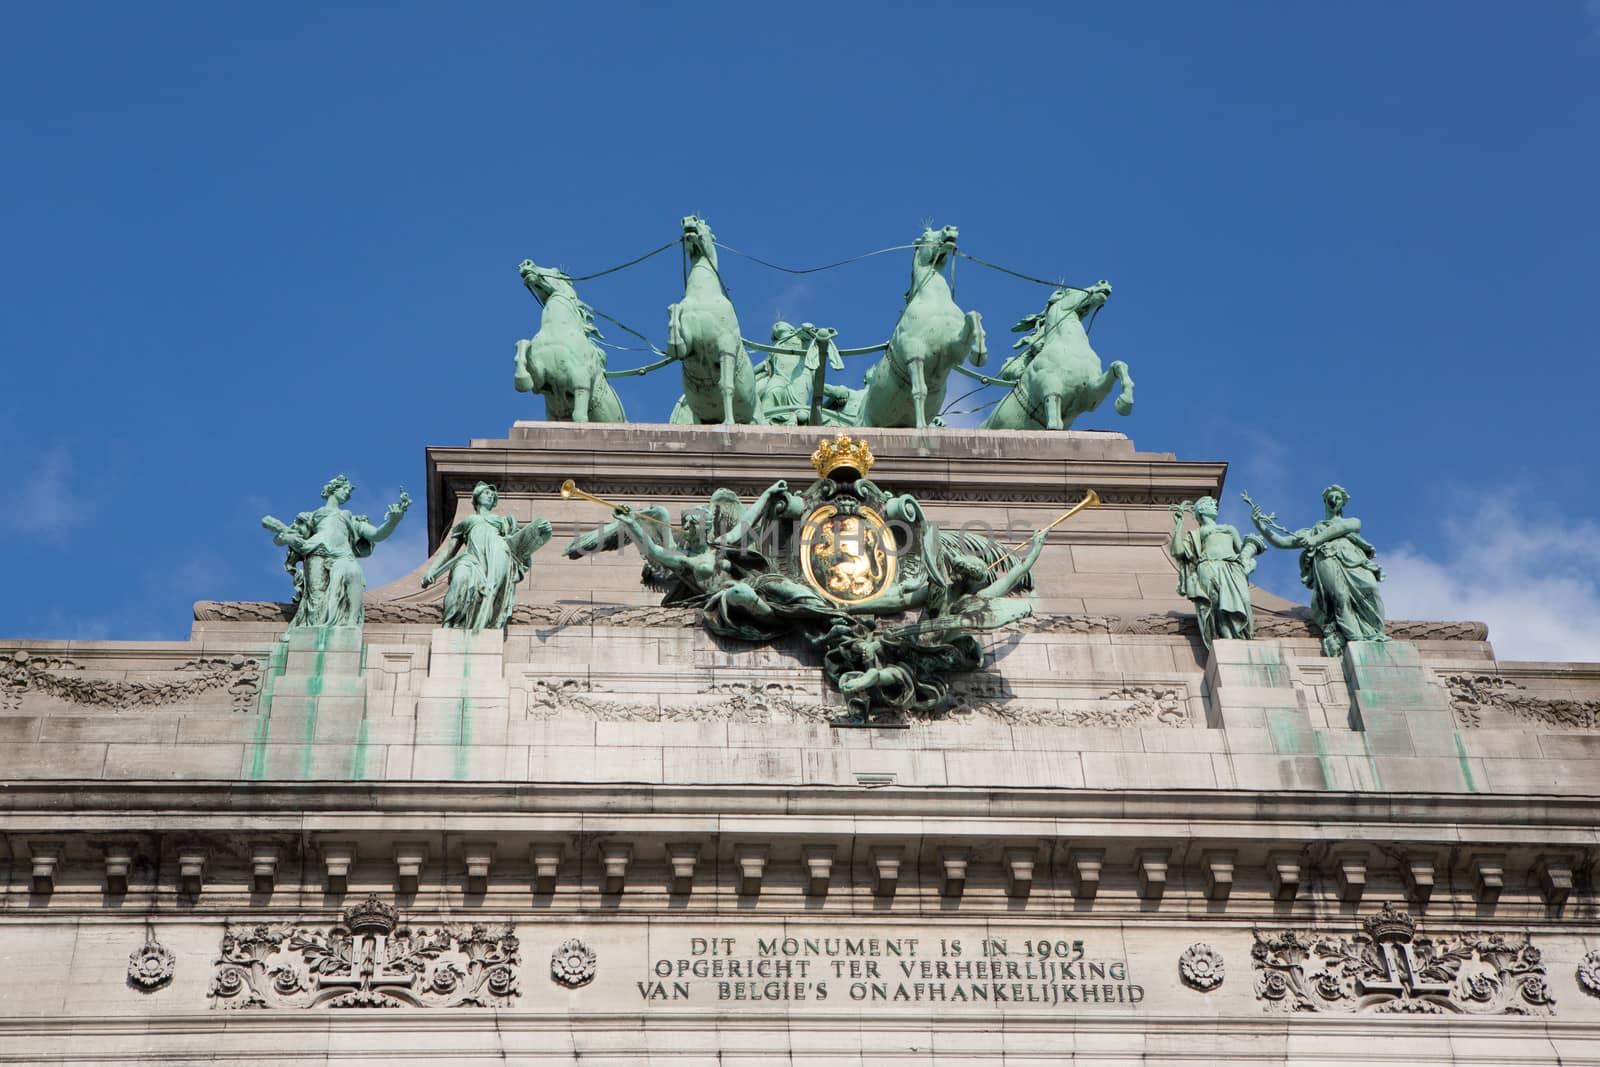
xmin=667 ymin=303 xmax=684 ymax=361
xmin=719 ymin=350 xmax=735 ymax=425
xmin=1044 ymin=393 xmax=1064 ymax=430
xmin=1110 ymin=360 xmax=1134 ymax=415
xmin=513 ymin=340 xmax=535 ymax=393
xmin=908 ymin=356 xmax=929 ymax=429
xmin=573 ymin=385 xmax=591 ymax=423
xmin=964 ymin=310 xmax=987 ymax=367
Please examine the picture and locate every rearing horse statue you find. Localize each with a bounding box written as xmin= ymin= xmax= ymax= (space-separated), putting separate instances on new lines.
xmin=513 ymin=261 xmax=627 ymax=423
xmin=980 ymin=283 xmax=1133 ymax=431
xmin=668 ymin=215 xmax=757 ymax=425
xmin=857 ymin=225 xmax=986 ymax=428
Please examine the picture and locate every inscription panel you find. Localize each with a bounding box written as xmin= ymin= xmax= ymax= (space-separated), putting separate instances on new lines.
xmin=637 ymin=930 xmax=1143 ymax=1008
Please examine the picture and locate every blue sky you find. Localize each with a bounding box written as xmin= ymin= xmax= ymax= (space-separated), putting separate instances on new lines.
xmin=1 ymin=2 xmax=1596 ymax=660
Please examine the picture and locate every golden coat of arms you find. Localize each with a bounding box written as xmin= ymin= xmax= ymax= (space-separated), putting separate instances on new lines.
xmin=800 ymin=504 xmax=896 ymax=605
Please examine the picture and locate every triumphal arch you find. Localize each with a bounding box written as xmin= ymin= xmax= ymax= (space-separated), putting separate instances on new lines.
xmin=3 ymin=219 xmax=1599 ymax=1064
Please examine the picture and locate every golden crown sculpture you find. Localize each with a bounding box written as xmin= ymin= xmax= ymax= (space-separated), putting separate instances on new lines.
xmin=810 ymin=432 xmax=875 ymax=479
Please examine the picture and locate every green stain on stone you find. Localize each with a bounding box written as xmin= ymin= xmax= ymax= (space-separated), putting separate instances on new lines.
xmin=1360 ymin=731 xmax=1383 ymax=791
xmin=249 ymin=637 xmax=289 ymax=781
xmin=1266 ymin=710 xmax=1305 ymax=755
xmin=352 ymin=718 xmax=370 ymax=781
xmin=1312 ymin=731 xmax=1336 ymax=789
xmin=300 ymin=627 xmax=329 ymax=780
xmin=454 ymin=650 xmax=472 ymax=781
xmin=1454 ymin=733 xmax=1478 ymax=793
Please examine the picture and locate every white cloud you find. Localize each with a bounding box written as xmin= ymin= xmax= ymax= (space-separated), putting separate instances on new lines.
xmin=3 ymin=445 xmax=82 ymax=532
xmin=1382 ymin=498 xmax=1600 ymax=663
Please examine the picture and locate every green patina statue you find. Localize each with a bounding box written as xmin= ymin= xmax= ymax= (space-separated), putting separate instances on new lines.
xmin=980 ymin=284 xmax=1135 ymax=431
xmin=1170 ymin=496 xmax=1267 ymax=648
xmin=261 ymin=475 xmax=412 ymax=627
xmin=1246 ymin=485 xmax=1388 ymax=657
xmin=514 ymin=261 xmax=627 ymax=423
xmin=858 ymin=225 xmax=987 ymax=429
xmin=668 ymin=215 xmax=758 ymax=424
xmin=752 ymin=321 xmax=859 ymax=427
xmin=421 ymin=482 xmax=553 ymax=633
xmin=561 ymin=434 xmax=1064 ymax=722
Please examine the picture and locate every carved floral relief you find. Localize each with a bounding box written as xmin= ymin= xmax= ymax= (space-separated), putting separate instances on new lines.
xmin=1252 ymin=903 xmax=1553 ymax=1015
xmin=550 ymin=938 xmax=597 ymax=988
xmin=208 ymin=897 xmax=520 ymax=1009
xmin=1179 ymin=943 xmax=1224 ymax=991
xmin=127 ymin=933 xmax=176 ymax=991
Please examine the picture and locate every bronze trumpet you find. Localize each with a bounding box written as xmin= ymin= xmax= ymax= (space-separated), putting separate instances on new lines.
xmin=985 ymin=489 xmax=1101 ymax=570
xmin=559 ymin=479 xmax=675 ymax=528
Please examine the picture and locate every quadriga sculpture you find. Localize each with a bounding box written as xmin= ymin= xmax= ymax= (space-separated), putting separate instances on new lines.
xmin=981 ymin=283 xmax=1135 ymax=431
xmin=668 ymin=215 xmax=757 ymax=424
xmin=858 ymin=225 xmax=986 ymax=429
xmin=513 ymin=261 xmax=627 ymax=422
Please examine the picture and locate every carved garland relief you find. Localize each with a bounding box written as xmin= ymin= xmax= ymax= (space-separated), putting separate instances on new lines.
xmin=0 ymin=651 xmax=262 ymax=713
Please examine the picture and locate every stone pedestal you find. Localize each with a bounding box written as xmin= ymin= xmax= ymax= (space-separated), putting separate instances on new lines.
xmin=1342 ymin=640 xmax=1473 ymax=790
xmin=251 ymin=626 xmax=374 ymax=779
xmin=1204 ymin=639 xmax=1316 ymax=753
xmin=411 ymin=627 xmax=514 ymax=780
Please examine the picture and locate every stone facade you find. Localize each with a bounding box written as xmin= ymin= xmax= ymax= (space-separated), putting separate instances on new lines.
xmin=1 ymin=425 xmax=1598 ymax=1065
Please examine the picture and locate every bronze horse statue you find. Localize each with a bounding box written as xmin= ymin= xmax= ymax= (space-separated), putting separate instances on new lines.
xmin=857 ymin=225 xmax=987 ymax=428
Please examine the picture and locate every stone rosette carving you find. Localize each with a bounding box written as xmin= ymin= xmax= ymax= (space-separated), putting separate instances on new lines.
xmin=1252 ymin=903 xmax=1553 ymax=1015
xmin=208 ymin=896 xmax=520 ymax=1009
xmin=127 ymin=933 xmax=176 ymax=991
xmin=550 ymin=938 xmax=597 ymax=988
xmin=1179 ymin=943 xmax=1224 ymax=991
xmin=1579 ymin=950 xmax=1600 ymax=997
xmin=0 ymin=650 xmax=262 ymax=713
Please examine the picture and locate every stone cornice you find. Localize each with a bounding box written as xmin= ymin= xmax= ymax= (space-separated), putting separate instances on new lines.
xmin=1 ymin=781 xmax=1596 ymax=832
xmin=424 ymin=424 xmax=1228 ymax=548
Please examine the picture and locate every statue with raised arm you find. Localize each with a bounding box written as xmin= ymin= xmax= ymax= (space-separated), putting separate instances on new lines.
xmin=261 ymin=475 xmax=411 ymax=627
xmin=421 ymin=482 xmax=553 ymax=633
xmin=1245 ymin=484 xmax=1387 ymax=657
xmin=1170 ymin=496 xmax=1267 ymax=648
xmin=609 ymin=490 xmax=850 ymax=642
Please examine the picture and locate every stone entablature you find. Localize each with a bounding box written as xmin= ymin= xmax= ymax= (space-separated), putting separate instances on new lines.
xmin=1 ymin=784 xmax=1592 ymax=915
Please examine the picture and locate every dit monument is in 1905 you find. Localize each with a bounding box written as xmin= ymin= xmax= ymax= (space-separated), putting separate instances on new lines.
xmin=2 ymin=216 xmax=1599 ymax=1066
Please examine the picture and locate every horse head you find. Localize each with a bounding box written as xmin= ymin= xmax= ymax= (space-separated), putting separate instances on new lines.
xmin=519 ymin=260 xmax=576 ymax=306
xmin=913 ymin=224 xmax=960 ymax=273
xmin=681 ymin=215 xmax=717 ymax=266
xmin=1081 ymin=280 xmax=1113 ymax=309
